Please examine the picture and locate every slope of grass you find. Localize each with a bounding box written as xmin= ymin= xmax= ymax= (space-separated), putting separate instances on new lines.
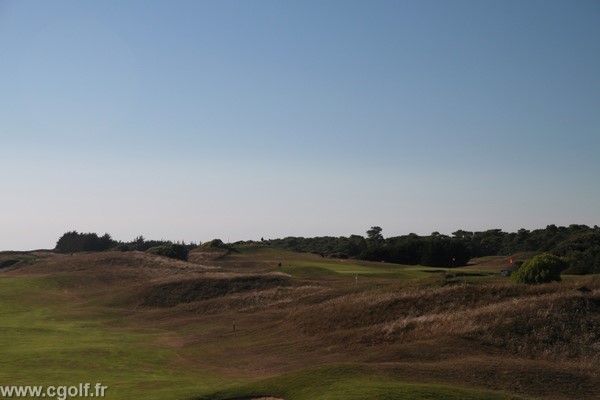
xmin=0 ymin=252 xmax=36 ymax=270
xmin=0 ymin=276 xmax=245 ymax=399
xmin=1 ymin=250 xmax=598 ymax=400
xmin=218 ymin=244 xmax=498 ymax=282
xmin=197 ymin=364 xmax=526 ymax=400
xmin=288 ymin=260 xmax=495 ymax=280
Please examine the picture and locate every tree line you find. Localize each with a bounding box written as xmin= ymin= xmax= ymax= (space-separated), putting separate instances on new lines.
xmin=54 ymin=224 xmax=600 ymax=274
xmin=268 ymin=224 xmax=600 ymax=273
xmin=267 ymin=227 xmax=470 ymax=268
xmin=55 ymin=231 xmax=198 ymax=261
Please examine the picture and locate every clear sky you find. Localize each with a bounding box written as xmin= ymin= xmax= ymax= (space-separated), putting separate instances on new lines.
xmin=1 ymin=0 xmax=599 ymax=250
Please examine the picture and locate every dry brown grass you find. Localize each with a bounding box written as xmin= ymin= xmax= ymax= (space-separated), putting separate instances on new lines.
xmin=289 ymin=280 xmax=600 ymax=364
xmin=6 ymin=250 xmax=600 ymax=399
xmin=9 ymin=251 xmax=218 ymax=282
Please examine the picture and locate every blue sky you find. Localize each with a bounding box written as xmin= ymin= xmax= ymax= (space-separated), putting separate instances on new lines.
xmin=1 ymin=0 xmax=599 ymax=250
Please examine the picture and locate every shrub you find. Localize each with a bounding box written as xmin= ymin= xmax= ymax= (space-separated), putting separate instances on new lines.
xmin=511 ymin=253 xmax=567 ymax=284
xmin=201 ymin=239 xmax=230 ymax=250
xmin=113 ymin=244 xmax=131 ymax=252
xmin=146 ymin=243 xmax=189 ymax=261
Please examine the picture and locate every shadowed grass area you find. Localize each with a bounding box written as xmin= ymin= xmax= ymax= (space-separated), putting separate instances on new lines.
xmin=0 ymin=252 xmax=37 ymax=270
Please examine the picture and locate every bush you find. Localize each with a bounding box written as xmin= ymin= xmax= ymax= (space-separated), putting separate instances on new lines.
xmin=201 ymin=239 xmax=231 ymax=250
xmin=512 ymin=253 xmax=567 ymax=284
xmin=146 ymin=243 xmax=189 ymax=261
xmin=112 ymin=244 xmax=131 ymax=252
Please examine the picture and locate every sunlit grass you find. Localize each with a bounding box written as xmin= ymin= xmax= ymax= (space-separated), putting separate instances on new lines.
xmin=0 ymin=276 xmax=244 ymax=399
xmin=197 ymin=364 xmax=527 ymax=400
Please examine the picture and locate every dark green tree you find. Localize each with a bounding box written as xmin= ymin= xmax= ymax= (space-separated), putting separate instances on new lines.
xmin=55 ymin=231 xmax=116 ymax=252
xmin=366 ymin=226 xmax=384 ymax=245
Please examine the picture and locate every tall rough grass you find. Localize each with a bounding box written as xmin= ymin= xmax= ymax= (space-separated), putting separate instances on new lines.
xmin=289 ymin=280 xmax=600 ymax=363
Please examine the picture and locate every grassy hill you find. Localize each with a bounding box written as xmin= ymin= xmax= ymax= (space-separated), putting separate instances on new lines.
xmin=0 ymin=245 xmax=598 ymax=399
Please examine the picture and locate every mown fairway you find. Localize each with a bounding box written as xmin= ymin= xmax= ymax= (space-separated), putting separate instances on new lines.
xmin=0 ymin=247 xmax=598 ymax=399
xmin=0 ymin=275 xmax=245 ymax=399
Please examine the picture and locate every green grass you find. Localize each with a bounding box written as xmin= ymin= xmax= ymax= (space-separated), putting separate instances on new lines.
xmin=1 ymin=249 xmax=589 ymax=400
xmin=225 ymin=244 xmax=303 ymax=260
xmin=226 ymin=244 xmax=499 ymax=282
xmin=280 ymin=259 xmax=496 ymax=282
xmin=288 ymin=260 xmax=430 ymax=280
xmin=197 ymin=364 xmax=527 ymax=400
xmin=0 ymin=262 xmax=512 ymax=400
xmin=0 ymin=276 xmax=244 ymax=399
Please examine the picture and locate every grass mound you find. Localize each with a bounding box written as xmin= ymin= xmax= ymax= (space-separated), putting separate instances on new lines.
xmin=140 ymin=273 xmax=293 ymax=307
xmin=146 ymin=243 xmax=189 ymax=261
xmin=202 ymin=239 xmax=233 ymax=250
xmin=0 ymin=259 xmax=21 ymax=269
xmin=3 ymin=247 xmax=599 ymax=399
xmin=0 ymin=252 xmax=36 ymax=270
xmin=291 ymin=281 xmax=600 ymax=362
